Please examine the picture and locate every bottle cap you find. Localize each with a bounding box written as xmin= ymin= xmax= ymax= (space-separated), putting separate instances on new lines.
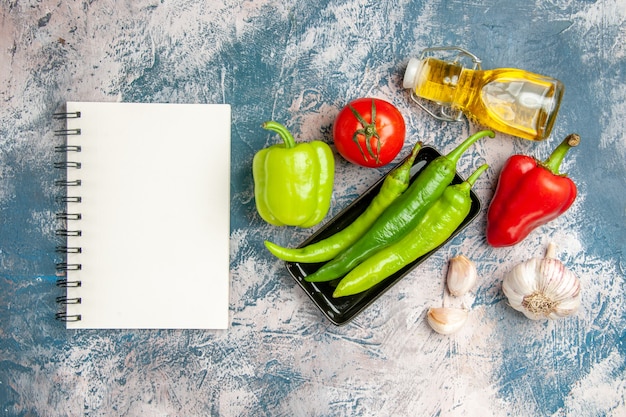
xmin=402 ymin=58 xmax=423 ymax=89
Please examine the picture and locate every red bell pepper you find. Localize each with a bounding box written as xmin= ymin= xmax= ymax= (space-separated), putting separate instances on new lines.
xmin=486 ymin=133 xmax=580 ymax=247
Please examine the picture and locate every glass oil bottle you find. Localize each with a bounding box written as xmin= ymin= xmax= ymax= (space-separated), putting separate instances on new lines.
xmin=403 ymin=46 xmax=564 ymax=141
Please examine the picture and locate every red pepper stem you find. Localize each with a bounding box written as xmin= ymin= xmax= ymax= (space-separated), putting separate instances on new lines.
xmin=263 ymin=121 xmax=296 ymax=149
xmin=445 ymin=130 xmax=495 ymax=164
xmin=543 ymin=133 xmax=580 ymax=175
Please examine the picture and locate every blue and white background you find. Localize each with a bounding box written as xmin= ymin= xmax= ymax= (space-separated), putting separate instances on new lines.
xmin=1 ymin=1 xmax=625 ymax=416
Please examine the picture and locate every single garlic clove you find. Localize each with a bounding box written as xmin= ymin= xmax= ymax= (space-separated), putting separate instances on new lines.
xmin=446 ymin=255 xmax=478 ymax=297
xmin=427 ymin=307 xmax=469 ymax=335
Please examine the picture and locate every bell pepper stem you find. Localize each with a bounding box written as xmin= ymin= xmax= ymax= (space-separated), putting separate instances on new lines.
xmin=446 ymin=130 xmax=495 ymax=164
xmin=543 ymin=133 xmax=580 ymax=175
xmin=263 ymin=121 xmax=296 ymax=149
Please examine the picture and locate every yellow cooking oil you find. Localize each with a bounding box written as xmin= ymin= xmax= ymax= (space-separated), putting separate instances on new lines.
xmin=404 ymin=56 xmax=564 ymax=141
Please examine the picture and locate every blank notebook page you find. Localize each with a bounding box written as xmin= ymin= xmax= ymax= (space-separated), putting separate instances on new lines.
xmin=61 ymin=102 xmax=231 ymax=329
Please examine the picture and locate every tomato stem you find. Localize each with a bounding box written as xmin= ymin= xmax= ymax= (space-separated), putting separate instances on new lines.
xmin=349 ymin=99 xmax=382 ymax=164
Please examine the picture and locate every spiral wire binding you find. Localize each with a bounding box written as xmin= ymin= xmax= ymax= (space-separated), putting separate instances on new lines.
xmin=54 ymin=110 xmax=83 ymax=323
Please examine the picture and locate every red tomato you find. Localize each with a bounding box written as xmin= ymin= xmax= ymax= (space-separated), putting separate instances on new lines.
xmin=333 ymin=98 xmax=406 ymax=168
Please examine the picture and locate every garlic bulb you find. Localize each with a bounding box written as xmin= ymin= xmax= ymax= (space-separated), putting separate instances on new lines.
xmin=502 ymin=242 xmax=581 ymax=320
xmin=427 ymin=307 xmax=469 ymax=334
xmin=446 ymin=255 xmax=478 ymax=296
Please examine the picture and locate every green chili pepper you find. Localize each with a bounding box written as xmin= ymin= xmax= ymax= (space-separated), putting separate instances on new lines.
xmin=333 ymin=163 xmax=489 ymax=297
xmin=305 ymin=130 xmax=494 ymax=283
xmin=263 ymin=141 xmax=423 ymax=263
xmin=253 ymin=121 xmax=335 ymax=228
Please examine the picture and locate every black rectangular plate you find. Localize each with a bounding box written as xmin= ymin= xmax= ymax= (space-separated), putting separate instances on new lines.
xmin=285 ymin=146 xmax=482 ymax=326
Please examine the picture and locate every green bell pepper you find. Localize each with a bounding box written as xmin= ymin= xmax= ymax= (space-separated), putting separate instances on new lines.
xmin=253 ymin=121 xmax=335 ymax=228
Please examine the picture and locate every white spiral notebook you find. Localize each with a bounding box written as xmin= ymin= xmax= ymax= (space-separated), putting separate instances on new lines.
xmin=54 ymin=102 xmax=231 ymax=329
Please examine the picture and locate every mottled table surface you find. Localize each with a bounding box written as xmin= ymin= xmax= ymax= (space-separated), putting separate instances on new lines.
xmin=1 ymin=1 xmax=625 ymax=416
